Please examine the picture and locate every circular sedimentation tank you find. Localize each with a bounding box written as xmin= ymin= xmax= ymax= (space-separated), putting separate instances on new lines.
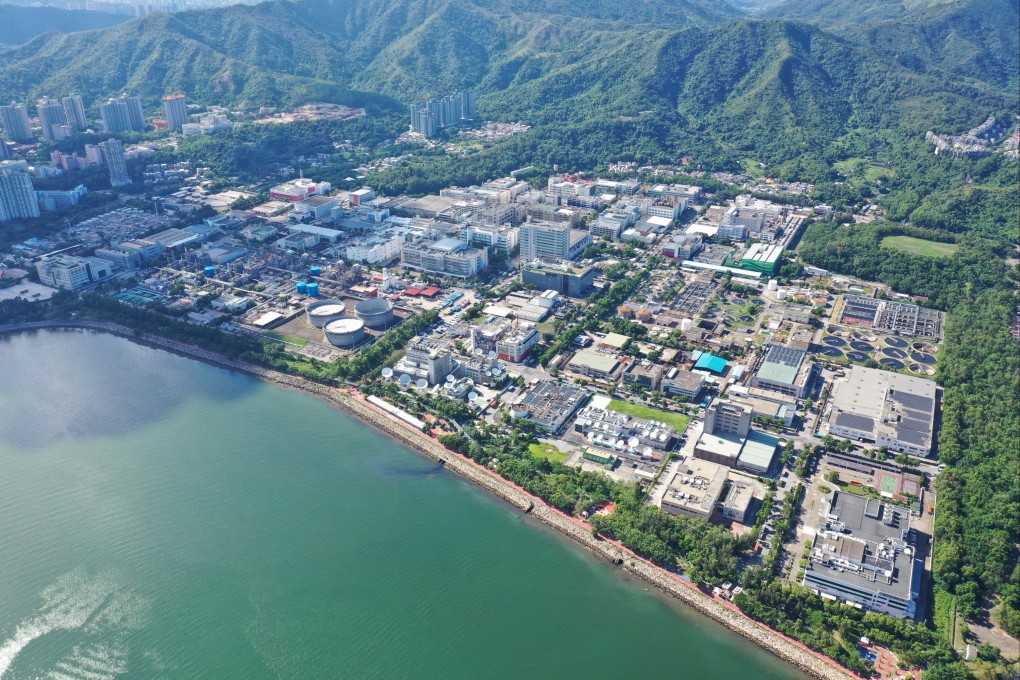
xmin=306 ymin=299 xmax=347 ymax=328
xmin=355 ymin=298 xmax=394 ymax=329
xmin=324 ymin=318 xmax=366 ymax=347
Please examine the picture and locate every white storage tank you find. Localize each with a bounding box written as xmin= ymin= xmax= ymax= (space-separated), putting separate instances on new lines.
xmin=680 ymin=318 xmax=693 ymax=332
xmin=355 ymin=298 xmax=394 ymax=329
xmin=324 ymin=318 xmax=365 ymax=347
xmin=777 ymin=289 xmax=789 ymax=300
xmin=767 ymin=279 xmax=778 ymax=291
xmin=306 ymin=300 xmax=346 ymax=328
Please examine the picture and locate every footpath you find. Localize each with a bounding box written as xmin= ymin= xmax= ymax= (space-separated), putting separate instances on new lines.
xmin=1 ymin=320 xmax=858 ymax=680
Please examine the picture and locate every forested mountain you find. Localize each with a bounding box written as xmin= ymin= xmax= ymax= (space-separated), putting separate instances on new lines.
xmin=765 ymin=0 xmax=1020 ymax=90
xmin=0 ymin=6 xmax=128 ymax=49
xmin=0 ymin=0 xmax=1014 ymax=173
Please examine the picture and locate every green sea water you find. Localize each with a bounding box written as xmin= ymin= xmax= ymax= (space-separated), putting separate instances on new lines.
xmin=0 ymin=329 xmax=807 ymax=679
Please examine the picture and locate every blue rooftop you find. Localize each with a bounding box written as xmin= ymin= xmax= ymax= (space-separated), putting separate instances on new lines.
xmin=694 ymin=353 xmax=727 ymax=374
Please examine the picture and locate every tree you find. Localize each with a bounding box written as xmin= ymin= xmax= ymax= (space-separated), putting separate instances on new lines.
xmin=824 ymin=470 xmax=839 ymax=483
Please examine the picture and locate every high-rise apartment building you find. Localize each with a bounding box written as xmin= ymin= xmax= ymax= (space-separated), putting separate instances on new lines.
xmin=36 ymin=98 xmax=67 ymax=143
xmin=409 ymin=90 xmax=474 ymax=136
xmin=100 ymin=95 xmax=145 ymax=133
xmin=162 ymin=94 xmax=188 ymax=132
xmin=0 ymin=169 xmax=40 ymax=221
xmin=99 ymin=138 xmax=131 ymax=187
xmin=0 ymin=138 xmax=10 ymax=160
xmin=0 ymin=103 xmax=34 ymax=143
xmin=61 ymin=95 xmax=88 ymax=131
xmin=84 ymin=144 xmax=104 ymax=166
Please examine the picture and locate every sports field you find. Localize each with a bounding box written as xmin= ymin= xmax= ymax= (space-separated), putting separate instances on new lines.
xmin=880 ymin=235 xmax=959 ymax=258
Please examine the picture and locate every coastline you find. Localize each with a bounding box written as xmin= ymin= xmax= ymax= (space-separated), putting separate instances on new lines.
xmin=0 ymin=320 xmax=857 ymax=680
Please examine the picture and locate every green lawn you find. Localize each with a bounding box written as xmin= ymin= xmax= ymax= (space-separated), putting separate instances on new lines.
xmin=880 ymin=235 xmax=959 ymax=258
xmin=529 ymin=442 xmax=568 ymax=464
xmin=264 ymin=331 xmax=309 ymax=346
xmin=607 ymin=400 xmax=691 ymax=433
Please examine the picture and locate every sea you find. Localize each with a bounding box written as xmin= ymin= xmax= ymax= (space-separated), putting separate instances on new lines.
xmin=0 ymin=329 xmax=806 ymax=679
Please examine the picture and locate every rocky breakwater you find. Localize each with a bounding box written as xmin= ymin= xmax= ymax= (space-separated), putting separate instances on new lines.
xmin=528 ymin=503 xmax=855 ymax=680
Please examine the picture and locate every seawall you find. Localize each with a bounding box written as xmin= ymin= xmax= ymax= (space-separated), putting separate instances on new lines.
xmin=0 ymin=320 xmax=856 ymax=680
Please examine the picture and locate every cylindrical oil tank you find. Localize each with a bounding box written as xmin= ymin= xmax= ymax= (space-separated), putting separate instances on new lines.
xmin=777 ymin=289 xmax=788 ymax=300
xmin=296 ymin=281 xmax=308 ymax=295
xmin=307 ymin=282 xmax=320 ymax=298
xmin=306 ymin=299 xmax=347 ymax=328
xmin=204 ymin=266 xmax=215 ymax=277
xmin=355 ymin=297 xmax=394 ymax=329
xmin=310 ymin=265 xmax=322 ymax=277
xmin=324 ymin=318 xmax=365 ymax=347
xmin=680 ymin=318 xmax=693 ymax=332
xmin=767 ymin=279 xmax=778 ymax=291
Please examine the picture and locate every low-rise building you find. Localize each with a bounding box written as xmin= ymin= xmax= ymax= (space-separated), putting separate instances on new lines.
xmin=394 ymin=338 xmax=456 ymax=385
xmin=36 ymin=256 xmax=92 ymax=290
xmin=401 ymin=237 xmax=488 ymax=279
xmin=803 ymin=492 xmax=920 ymax=618
xmin=661 ymin=234 xmax=703 ymax=260
xmin=512 ymin=380 xmax=590 ymax=434
xmin=566 ymin=351 xmax=623 ymax=382
xmin=521 ymin=260 xmax=595 ymax=296
xmin=466 ymin=223 xmax=519 ymax=252
xmin=661 ymin=367 xmax=706 ymax=399
xmin=270 ymin=178 xmax=331 ymax=202
xmin=740 ymin=243 xmax=784 ymax=275
xmin=624 ymin=361 xmax=664 ymax=391
xmin=347 ymin=234 xmax=404 ymax=264
xmin=827 ymin=366 xmax=937 ymax=457
xmin=574 ymin=397 xmax=680 ymax=452
xmin=36 ymin=184 xmax=87 ymax=212
xmin=660 ymin=458 xmax=728 ymax=520
xmin=750 ymin=344 xmax=813 ymax=399
xmin=293 ymin=195 xmax=340 ymax=220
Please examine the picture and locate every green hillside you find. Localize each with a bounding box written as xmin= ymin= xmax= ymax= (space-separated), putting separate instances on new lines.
xmin=0 ymin=0 xmax=1012 ymax=160
xmin=763 ymin=0 xmax=1020 ymax=90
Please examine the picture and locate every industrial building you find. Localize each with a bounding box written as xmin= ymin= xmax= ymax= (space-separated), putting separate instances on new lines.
xmin=839 ymin=295 xmax=945 ymax=339
xmin=466 ymin=224 xmax=519 ymax=253
xmin=471 ymin=320 xmax=539 ymax=363
xmin=400 ymin=237 xmax=489 ymax=279
xmin=521 ymin=260 xmax=595 ymax=296
xmin=36 ymin=255 xmax=111 ymax=290
xmin=661 ymin=234 xmax=704 ymax=260
xmin=394 ymin=338 xmax=456 ymax=385
xmin=660 ymin=458 xmax=728 ymax=521
xmin=270 ymin=178 xmax=332 ymax=202
xmin=623 ymin=361 xmax=664 ymax=391
xmin=660 ymin=367 xmax=706 ymax=399
xmin=750 ymin=344 xmax=813 ymax=398
xmin=293 ymin=195 xmax=339 ymax=220
xmin=566 ymin=351 xmax=623 ymax=382
xmin=519 ymin=221 xmax=591 ymax=261
xmin=696 ymin=399 xmax=778 ymax=475
xmin=803 ymin=492 xmax=920 ymax=618
xmin=574 ymin=396 xmax=681 ymax=454
xmin=739 ymin=243 xmax=784 ymax=275
xmin=827 ymin=366 xmax=937 ymax=458
xmin=512 ymin=381 xmax=590 ymax=434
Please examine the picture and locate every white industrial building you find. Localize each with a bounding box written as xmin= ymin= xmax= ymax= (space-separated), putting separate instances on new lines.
xmin=827 ymin=366 xmax=937 ymax=457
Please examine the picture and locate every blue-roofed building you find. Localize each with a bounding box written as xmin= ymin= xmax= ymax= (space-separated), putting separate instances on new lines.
xmin=694 ymin=353 xmax=728 ymax=374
